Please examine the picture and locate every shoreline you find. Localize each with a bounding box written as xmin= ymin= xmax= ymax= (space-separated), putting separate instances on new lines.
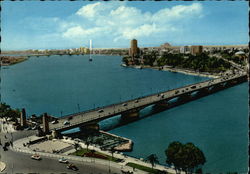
xmin=126 ymin=65 xmax=221 ymax=78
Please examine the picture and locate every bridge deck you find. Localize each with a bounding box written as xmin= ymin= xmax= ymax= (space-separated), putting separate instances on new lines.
xmin=49 ymin=73 xmax=247 ymax=131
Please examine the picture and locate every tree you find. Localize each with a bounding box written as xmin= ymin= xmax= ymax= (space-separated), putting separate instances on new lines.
xmin=110 ymin=147 xmax=116 ymax=160
xmin=145 ymin=154 xmax=159 ymax=169
xmin=85 ymin=138 xmax=91 ymax=150
xmin=165 ymin=141 xmax=206 ymax=174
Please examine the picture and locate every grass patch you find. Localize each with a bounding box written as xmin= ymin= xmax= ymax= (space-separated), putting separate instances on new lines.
xmin=71 ymin=148 xmax=121 ymax=162
xmin=126 ymin=162 xmax=169 ymax=174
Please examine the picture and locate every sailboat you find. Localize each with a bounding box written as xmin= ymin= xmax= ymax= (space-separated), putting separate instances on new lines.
xmin=89 ymin=39 xmax=93 ymax=62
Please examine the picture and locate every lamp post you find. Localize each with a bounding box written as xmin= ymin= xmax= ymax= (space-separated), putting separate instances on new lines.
xmin=77 ymin=104 xmax=80 ymax=112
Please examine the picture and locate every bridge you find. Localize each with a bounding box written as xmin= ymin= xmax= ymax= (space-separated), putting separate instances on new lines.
xmin=42 ymin=73 xmax=247 ymax=134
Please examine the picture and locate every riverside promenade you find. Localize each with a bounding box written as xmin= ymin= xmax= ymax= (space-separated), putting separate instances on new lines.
xmin=12 ymin=135 xmax=182 ymax=174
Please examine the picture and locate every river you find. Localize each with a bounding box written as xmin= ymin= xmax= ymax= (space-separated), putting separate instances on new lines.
xmin=0 ymin=55 xmax=248 ymax=173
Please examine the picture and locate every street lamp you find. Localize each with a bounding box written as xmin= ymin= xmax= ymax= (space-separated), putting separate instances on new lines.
xmin=77 ymin=104 xmax=80 ymax=112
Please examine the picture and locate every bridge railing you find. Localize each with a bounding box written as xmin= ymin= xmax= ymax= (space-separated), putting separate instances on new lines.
xmin=59 ymin=78 xmax=215 ymax=119
xmin=59 ymin=74 xmax=246 ymax=120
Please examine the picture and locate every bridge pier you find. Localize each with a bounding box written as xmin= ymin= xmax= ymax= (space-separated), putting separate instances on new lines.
xmin=121 ymin=109 xmax=140 ymax=121
xmin=196 ymin=87 xmax=210 ymax=97
xmin=177 ymin=93 xmax=192 ymax=102
xmin=210 ymin=83 xmax=224 ymax=92
xmin=154 ymin=100 xmax=169 ymax=109
xmin=80 ymin=122 xmax=100 ymax=134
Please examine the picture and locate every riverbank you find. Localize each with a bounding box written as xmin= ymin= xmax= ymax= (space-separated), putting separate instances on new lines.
xmin=12 ymin=134 xmax=179 ymax=174
xmin=127 ymin=65 xmax=221 ymax=78
xmin=0 ymin=56 xmax=28 ymax=66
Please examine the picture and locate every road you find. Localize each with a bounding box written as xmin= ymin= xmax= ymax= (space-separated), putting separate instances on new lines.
xmin=0 ymin=131 xmax=122 ymax=174
xmin=49 ymin=73 xmax=247 ymax=132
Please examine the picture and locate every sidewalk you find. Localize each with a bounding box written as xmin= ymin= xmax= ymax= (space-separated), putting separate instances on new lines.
xmin=13 ymin=135 xmax=181 ymax=174
xmin=0 ymin=161 xmax=6 ymax=172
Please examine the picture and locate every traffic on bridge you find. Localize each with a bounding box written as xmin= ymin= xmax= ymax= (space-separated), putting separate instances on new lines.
xmin=48 ymin=72 xmax=247 ymax=132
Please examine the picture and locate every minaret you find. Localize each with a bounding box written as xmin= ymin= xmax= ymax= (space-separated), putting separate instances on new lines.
xmin=42 ymin=113 xmax=49 ymax=134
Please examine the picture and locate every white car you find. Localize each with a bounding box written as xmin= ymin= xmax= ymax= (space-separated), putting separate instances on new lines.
xmin=52 ymin=120 xmax=58 ymax=124
xmin=98 ymin=109 xmax=104 ymax=113
xmin=31 ymin=154 xmax=41 ymax=160
xmin=63 ymin=121 xmax=70 ymax=125
xmin=59 ymin=157 xmax=68 ymax=163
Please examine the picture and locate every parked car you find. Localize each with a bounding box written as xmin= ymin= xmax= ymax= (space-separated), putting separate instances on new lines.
xmin=122 ymin=103 xmax=127 ymax=106
xmin=68 ymin=116 xmax=73 ymax=120
xmin=58 ymin=157 xmax=68 ymax=163
xmin=98 ymin=109 xmax=104 ymax=113
xmin=31 ymin=154 xmax=41 ymax=160
xmin=67 ymin=163 xmax=78 ymax=171
xmin=191 ymin=85 xmax=196 ymax=89
xmin=135 ymin=100 xmax=139 ymax=103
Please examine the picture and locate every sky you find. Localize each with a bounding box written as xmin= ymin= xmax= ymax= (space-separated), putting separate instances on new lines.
xmin=1 ymin=1 xmax=249 ymax=50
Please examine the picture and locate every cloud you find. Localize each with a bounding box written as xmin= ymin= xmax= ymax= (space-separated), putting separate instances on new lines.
xmin=12 ymin=2 xmax=203 ymax=49
xmin=60 ymin=2 xmax=203 ymax=47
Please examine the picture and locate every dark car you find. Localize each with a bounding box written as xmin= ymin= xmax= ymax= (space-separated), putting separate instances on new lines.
xmin=67 ymin=164 xmax=78 ymax=171
xmin=68 ymin=116 xmax=73 ymax=120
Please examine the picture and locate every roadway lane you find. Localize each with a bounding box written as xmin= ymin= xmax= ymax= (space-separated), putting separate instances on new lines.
xmin=0 ymin=149 xmax=120 ymax=174
xmin=0 ymin=131 xmax=121 ymax=174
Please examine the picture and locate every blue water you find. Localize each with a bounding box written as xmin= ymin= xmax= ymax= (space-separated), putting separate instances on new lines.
xmin=1 ymin=55 xmax=248 ymax=173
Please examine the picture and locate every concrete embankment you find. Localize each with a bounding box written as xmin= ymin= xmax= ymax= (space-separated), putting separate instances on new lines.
xmin=100 ymin=130 xmax=133 ymax=152
xmin=127 ymin=65 xmax=220 ymax=78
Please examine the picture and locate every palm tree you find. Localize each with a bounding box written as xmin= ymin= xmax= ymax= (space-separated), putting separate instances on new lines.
xmin=74 ymin=142 xmax=80 ymax=151
xmin=145 ymin=154 xmax=159 ymax=169
xmin=85 ymin=139 xmax=90 ymax=150
xmin=110 ymin=147 xmax=115 ymax=160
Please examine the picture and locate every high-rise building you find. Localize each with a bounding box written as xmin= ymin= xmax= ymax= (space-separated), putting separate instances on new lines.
xmin=129 ymin=39 xmax=139 ymax=58
xmin=190 ymin=45 xmax=203 ymax=55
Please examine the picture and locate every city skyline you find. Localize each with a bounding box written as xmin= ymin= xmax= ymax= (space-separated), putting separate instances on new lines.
xmin=1 ymin=1 xmax=248 ymax=50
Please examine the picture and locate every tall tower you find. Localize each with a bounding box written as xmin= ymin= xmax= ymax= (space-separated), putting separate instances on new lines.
xmin=129 ymin=39 xmax=139 ymax=59
xmin=20 ymin=108 xmax=27 ymax=127
xmin=42 ymin=113 xmax=49 ymax=134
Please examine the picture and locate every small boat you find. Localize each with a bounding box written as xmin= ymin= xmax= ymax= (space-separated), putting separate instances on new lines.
xmin=121 ymin=63 xmax=127 ymax=67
